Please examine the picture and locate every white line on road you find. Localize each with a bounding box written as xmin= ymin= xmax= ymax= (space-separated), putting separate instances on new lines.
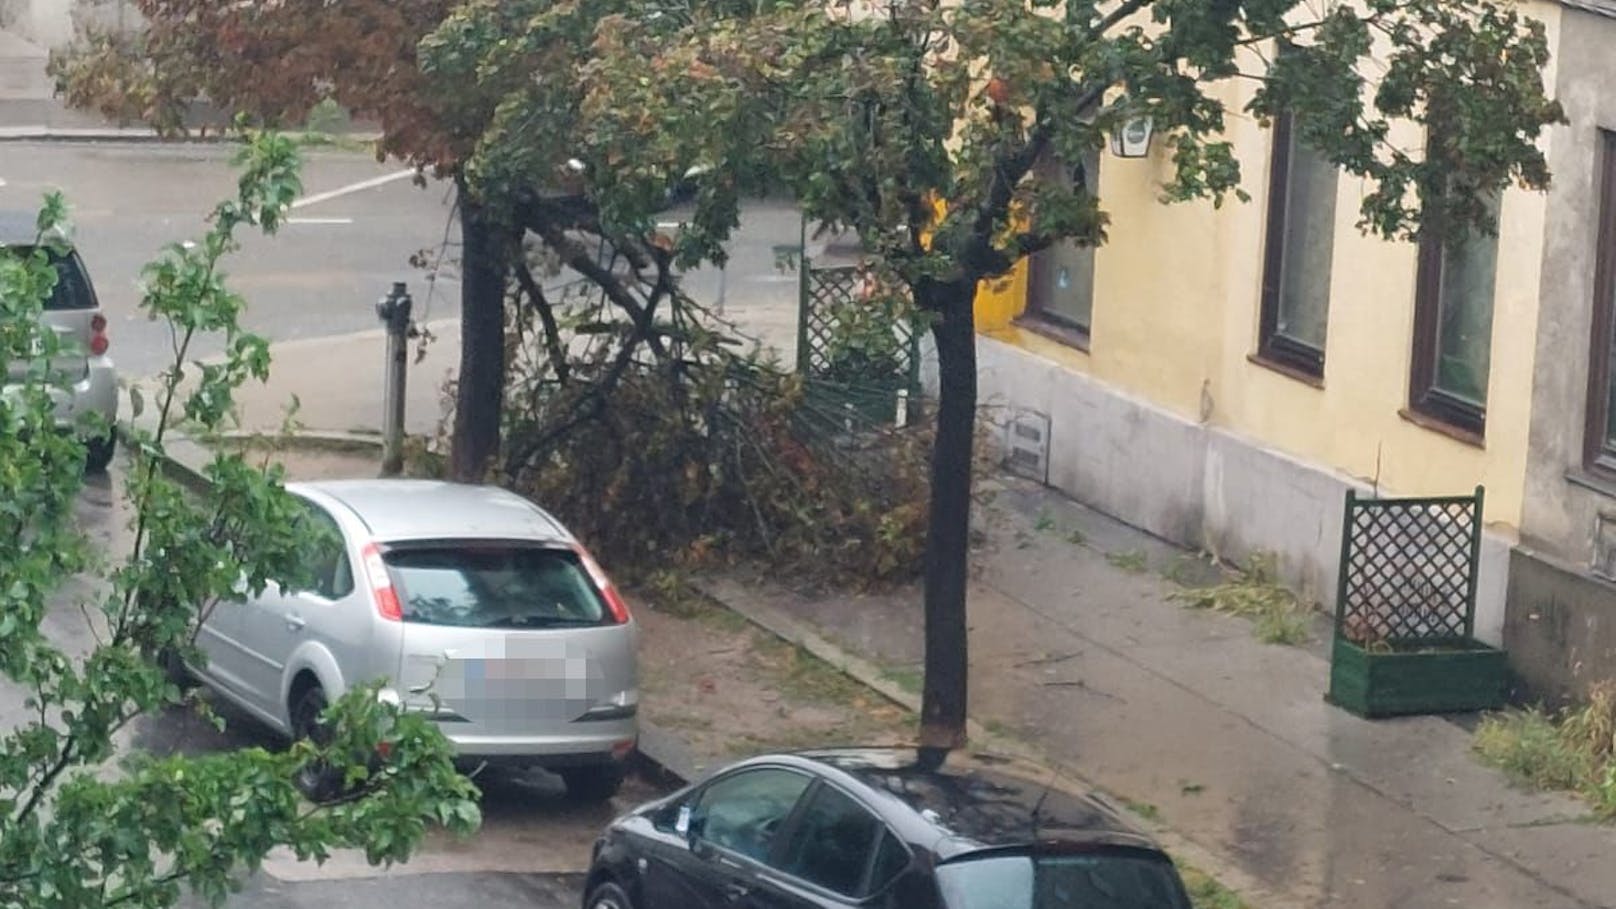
xmin=286 ymin=217 xmax=355 ymax=225
xmin=290 ymin=170 xmax=414 ymax=210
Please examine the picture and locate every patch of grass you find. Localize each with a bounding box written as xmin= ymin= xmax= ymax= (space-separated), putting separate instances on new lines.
xmin=1170 ymin=552 xmax=1311 ymax=646
xmin=1064 ymin=528 xmax=1086 ymax=545
xmin=752 ymin=635 xmax=879 ymax=708
xmin=1180 ymin=865 xmax=1251 ymax=909
xmin=882 ymin=665 xmax=923 ymax=695
xmin=639 ymin=571 xmax=747 ymax=630
xmin=1180 ymin=781 xmax=1206 ymax=796
xmin=1107 ymin=549 xmax=1149 ymax=573
xmin=1121 ymin=798 xmax=1161 ymax=822
xmin=1474 ymin=680 xmax=1616 ymax=817
xmin=1034 ymin=508 xmax=1058 ymax=533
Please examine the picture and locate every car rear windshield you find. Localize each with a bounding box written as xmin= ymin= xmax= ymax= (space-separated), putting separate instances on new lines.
xmin=935 ymin=852 xmax=1191 ymax=909
xmin=383 ymin=545 xmax=609 ymax=629
xmin=4 ymin=248 xmax=97 ymax=311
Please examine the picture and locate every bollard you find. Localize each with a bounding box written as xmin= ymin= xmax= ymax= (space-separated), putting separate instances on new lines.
xmin=376 ymin=282 xmax=413 ymax=476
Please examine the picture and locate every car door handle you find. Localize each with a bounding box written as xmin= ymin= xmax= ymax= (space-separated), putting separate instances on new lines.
xmin=284 ymin=615 xmax=306 ymax=632
xmin=722 ymin=882 xmax=750 ymax=903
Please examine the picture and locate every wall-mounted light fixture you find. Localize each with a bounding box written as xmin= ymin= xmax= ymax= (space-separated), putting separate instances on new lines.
xmin=1110 ymin=115 xmax=1155 ymax=159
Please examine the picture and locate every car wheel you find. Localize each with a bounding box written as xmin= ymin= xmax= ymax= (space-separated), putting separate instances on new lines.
xmin=561 ymin=764 xmax=625 ymax=803
xmin=146 ymin=645 xmax=196 ymax=690
xmin=290 ymin=685 xmax=343 ymax=803
xmin=83 ymin=433 xmax=115 ymax=474
xmin=584 ymin=880 xmax=635 ymax=909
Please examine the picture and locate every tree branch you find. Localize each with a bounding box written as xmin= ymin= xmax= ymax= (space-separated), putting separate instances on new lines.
xmin=513 ymin=262 xmax=571 ymax=386
xmin=1090 ymin=0 xmax=1155 ymax=39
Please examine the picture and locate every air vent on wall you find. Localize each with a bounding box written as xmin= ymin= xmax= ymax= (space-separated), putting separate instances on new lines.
xmin=1004 ymin=409 xmax=1051 ymax=485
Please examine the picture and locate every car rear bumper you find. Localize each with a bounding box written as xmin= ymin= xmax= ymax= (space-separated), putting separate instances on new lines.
xmin=50 ymin=356 xmax=117 ymax=432
xmin=445 ymin=722 xmax=639 ymax=767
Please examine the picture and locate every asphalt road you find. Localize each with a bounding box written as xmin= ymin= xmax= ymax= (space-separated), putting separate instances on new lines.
xmin=0 ymin=141 xmax=810 ymax=378
xmin=186 ymin=871 xmax=587 ymax=909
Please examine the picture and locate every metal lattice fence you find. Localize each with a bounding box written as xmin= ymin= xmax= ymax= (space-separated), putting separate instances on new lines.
xmin=1334 ymin=486 xmax=1485 ymax=646
xmin=795 ymin=259 xmax=922 ymax=426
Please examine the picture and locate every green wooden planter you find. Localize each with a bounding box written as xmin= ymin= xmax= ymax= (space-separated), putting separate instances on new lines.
xmin=1327 ymin=486 xmax=1509 ymax=719
xmin=1328 ymin=637 xmax=1509 ymax=718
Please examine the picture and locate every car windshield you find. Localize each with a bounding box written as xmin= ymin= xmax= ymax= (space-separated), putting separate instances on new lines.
xmin=383 ymin=545 xmax=608 ymax=629
xmin=935 ymin=852 xmax=1191 ymax=909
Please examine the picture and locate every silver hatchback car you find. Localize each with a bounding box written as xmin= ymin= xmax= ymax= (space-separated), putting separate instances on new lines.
xmin=1 ymin=212 xmax=119 ymax=472
xmin=183 ymin=479 xmax=640 ymax=801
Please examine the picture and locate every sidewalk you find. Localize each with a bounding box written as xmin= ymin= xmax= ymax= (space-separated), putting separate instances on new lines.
xmin=161 ymin=325 xmax=1616 ymax=909
xmin=699 ymin=480 xmax=1616 ymax=909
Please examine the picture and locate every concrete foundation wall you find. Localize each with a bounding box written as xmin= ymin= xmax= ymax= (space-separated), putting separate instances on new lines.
xmin=977 ymin=333 xmax=1512 ymax=646
xmin=1505 ymin=547 xmax=1616 ymax=704
xmin=1512 ymin=8 xmax=1616 ymax=698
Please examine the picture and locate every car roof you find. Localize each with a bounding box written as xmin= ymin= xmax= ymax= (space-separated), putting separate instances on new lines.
xmin=734 ymin=748 xmax=1161 ymax=860
xmin=294 ymin=479 xmax=572 ymax=544
xmin=0 ymin=211 xmax=72 ymax=247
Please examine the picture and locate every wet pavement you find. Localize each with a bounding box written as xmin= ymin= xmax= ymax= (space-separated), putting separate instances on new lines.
xmin=704 ymin=477 xmax=1616 ymax=909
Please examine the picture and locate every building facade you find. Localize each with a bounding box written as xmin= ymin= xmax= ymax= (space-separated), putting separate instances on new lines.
xmin=968 ymin=0 xmax=1616 ymax=702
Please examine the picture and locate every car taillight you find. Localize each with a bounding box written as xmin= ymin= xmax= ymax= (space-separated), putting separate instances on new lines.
xmin=360 ymin=542 xmax=403 ymax=622
xmin=573 ymin=544 xmax=631 ymax=624
xmin=89 ymin=313 xmax=108 ymax=356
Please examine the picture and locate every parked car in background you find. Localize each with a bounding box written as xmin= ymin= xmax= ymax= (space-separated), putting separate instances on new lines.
xmin=174 ymin=479 xmax=640 ymax=802
xmin=583 ymin=748 xmax=1194 ymax=909
xmin=0 ymin=211 xmax=118 ymax=472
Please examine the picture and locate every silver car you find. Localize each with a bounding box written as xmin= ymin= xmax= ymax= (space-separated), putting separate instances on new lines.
xmin=183 ymin=479 xmax=640 ymax=802
xmin=1 ymin=212 xmax=119 ymax=472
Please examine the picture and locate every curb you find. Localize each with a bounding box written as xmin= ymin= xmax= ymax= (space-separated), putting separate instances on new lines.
xmin=115 ymin=418 xmax=704 ymax=794
xmin=693 ymin=577 xmax=1300 ymax=909
xmin=0 ymin=127 xmax=386 ymax=145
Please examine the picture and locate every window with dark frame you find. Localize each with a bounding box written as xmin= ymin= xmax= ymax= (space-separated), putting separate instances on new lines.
xmin=1025 ymin=149 xmax=1101 ymax=342
xmin=1408 ymin=186 xmax=1502 ymax=439
xmin=1256 ymin=106 xmax=1338 ymax=378
xmin=1584 ymin=131 xmax=1616 ymax=472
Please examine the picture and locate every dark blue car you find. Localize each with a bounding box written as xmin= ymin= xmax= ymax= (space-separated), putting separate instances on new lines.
xmin=583 ymin=748 xmax=1194 ymax=908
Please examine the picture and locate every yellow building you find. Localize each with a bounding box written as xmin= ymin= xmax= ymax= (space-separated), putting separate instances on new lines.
xmin=969 ymin=0 xmax=1616 ymax=700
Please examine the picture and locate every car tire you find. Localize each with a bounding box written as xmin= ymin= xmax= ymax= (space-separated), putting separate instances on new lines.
xmin=148 ymin=645 xmax=196 ymax=690
xmin=290 ymin=685 xmax=343 ymax=803
xmin=561 ymin=764 xmax=625 ymax=803
xmin=83 ymin=433 xmax=115 ymax=474
xmin=584 ymin=880 xmax=635 ymax=909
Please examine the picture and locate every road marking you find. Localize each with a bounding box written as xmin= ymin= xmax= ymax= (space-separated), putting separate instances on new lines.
xmin=290 ymin=170 xmax=414 ymax=210
xmin=286 ymin=217 xmax=355 ymax=225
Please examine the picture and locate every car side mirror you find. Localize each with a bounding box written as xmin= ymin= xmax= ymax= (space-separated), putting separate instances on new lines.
xmin=675 ymin=804 xmax=706 ymax=849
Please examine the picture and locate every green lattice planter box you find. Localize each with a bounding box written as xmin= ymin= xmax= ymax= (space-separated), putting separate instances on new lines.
xmin=1328 ymin=637 xmax=1509 ymax=718
xmin=1328 ymin=486 xmax=1510 ymax=719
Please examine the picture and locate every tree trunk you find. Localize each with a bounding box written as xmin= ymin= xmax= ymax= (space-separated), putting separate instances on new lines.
xmin=449 ymin=185 xmax=506 ymax=483
xmin=918 ymin=276 xmax=977 ymax=755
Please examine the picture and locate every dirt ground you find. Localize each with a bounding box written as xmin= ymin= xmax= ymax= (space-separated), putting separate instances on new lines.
xmin=631 ymin=598 xmax=914 ymax=764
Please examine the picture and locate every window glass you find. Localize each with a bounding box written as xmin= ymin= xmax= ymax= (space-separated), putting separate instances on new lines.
xmin=300 ymin=504 xmax=353 ymax=600
xmin=1431 ymin=198 xmax=1501 ymax=408
xmin=779 ymin=784 xmax=882 ymax=895
xmin=694 ymin=768 xmax=812 ymax=863
xmin=1029 ymin=151 xmax=1101 ymax=335
xmin=384 ymin=545 xmax=607 ymax=628
xmin=935 ymin=853 xmax=1192 ymax=909
xmin=1265 ymin=110 xmax=1338 ymax=363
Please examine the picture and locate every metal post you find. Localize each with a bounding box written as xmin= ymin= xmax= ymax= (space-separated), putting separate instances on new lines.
xmin=376 ymin=282 xmax=413 ymax=476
